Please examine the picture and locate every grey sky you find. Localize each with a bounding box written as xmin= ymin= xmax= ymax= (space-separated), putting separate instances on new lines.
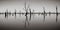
xmin=0 ymin=0 xmax=60 ymax=12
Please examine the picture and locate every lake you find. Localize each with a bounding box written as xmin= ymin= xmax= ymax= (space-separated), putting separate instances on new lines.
xmin=0 ymin=14 xmax=60 ymax=30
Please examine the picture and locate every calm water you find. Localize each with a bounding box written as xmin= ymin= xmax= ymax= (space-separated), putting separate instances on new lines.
xmin=0 ymin=14 xmax=60 ymax=30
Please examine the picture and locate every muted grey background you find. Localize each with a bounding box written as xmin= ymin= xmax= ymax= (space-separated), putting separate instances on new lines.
xmin=0 ymin=0 xmax=60 ymax=30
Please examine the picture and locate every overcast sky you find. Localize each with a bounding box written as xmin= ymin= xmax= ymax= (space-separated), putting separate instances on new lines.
xmin=0 ymin=0 xmax=60 ymax=12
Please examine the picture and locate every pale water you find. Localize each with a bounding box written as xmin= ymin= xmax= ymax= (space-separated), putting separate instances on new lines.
xmin=0 ymin=14 xmax=60 ymax=30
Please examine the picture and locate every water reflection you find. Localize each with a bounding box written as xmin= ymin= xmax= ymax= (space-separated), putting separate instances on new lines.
xmin=0 ymin=13 xmax=60 ymax=30
xmin=3 ymin=13 xmax=60 ymax=23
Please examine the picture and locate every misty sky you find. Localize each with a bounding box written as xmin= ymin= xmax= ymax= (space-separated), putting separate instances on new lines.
xmin=0 ymin=0 xmax=60 ymax=12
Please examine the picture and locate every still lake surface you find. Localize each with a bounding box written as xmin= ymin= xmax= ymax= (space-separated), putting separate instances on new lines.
xmin=0 ymin=14 xmax=60 ymax=30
